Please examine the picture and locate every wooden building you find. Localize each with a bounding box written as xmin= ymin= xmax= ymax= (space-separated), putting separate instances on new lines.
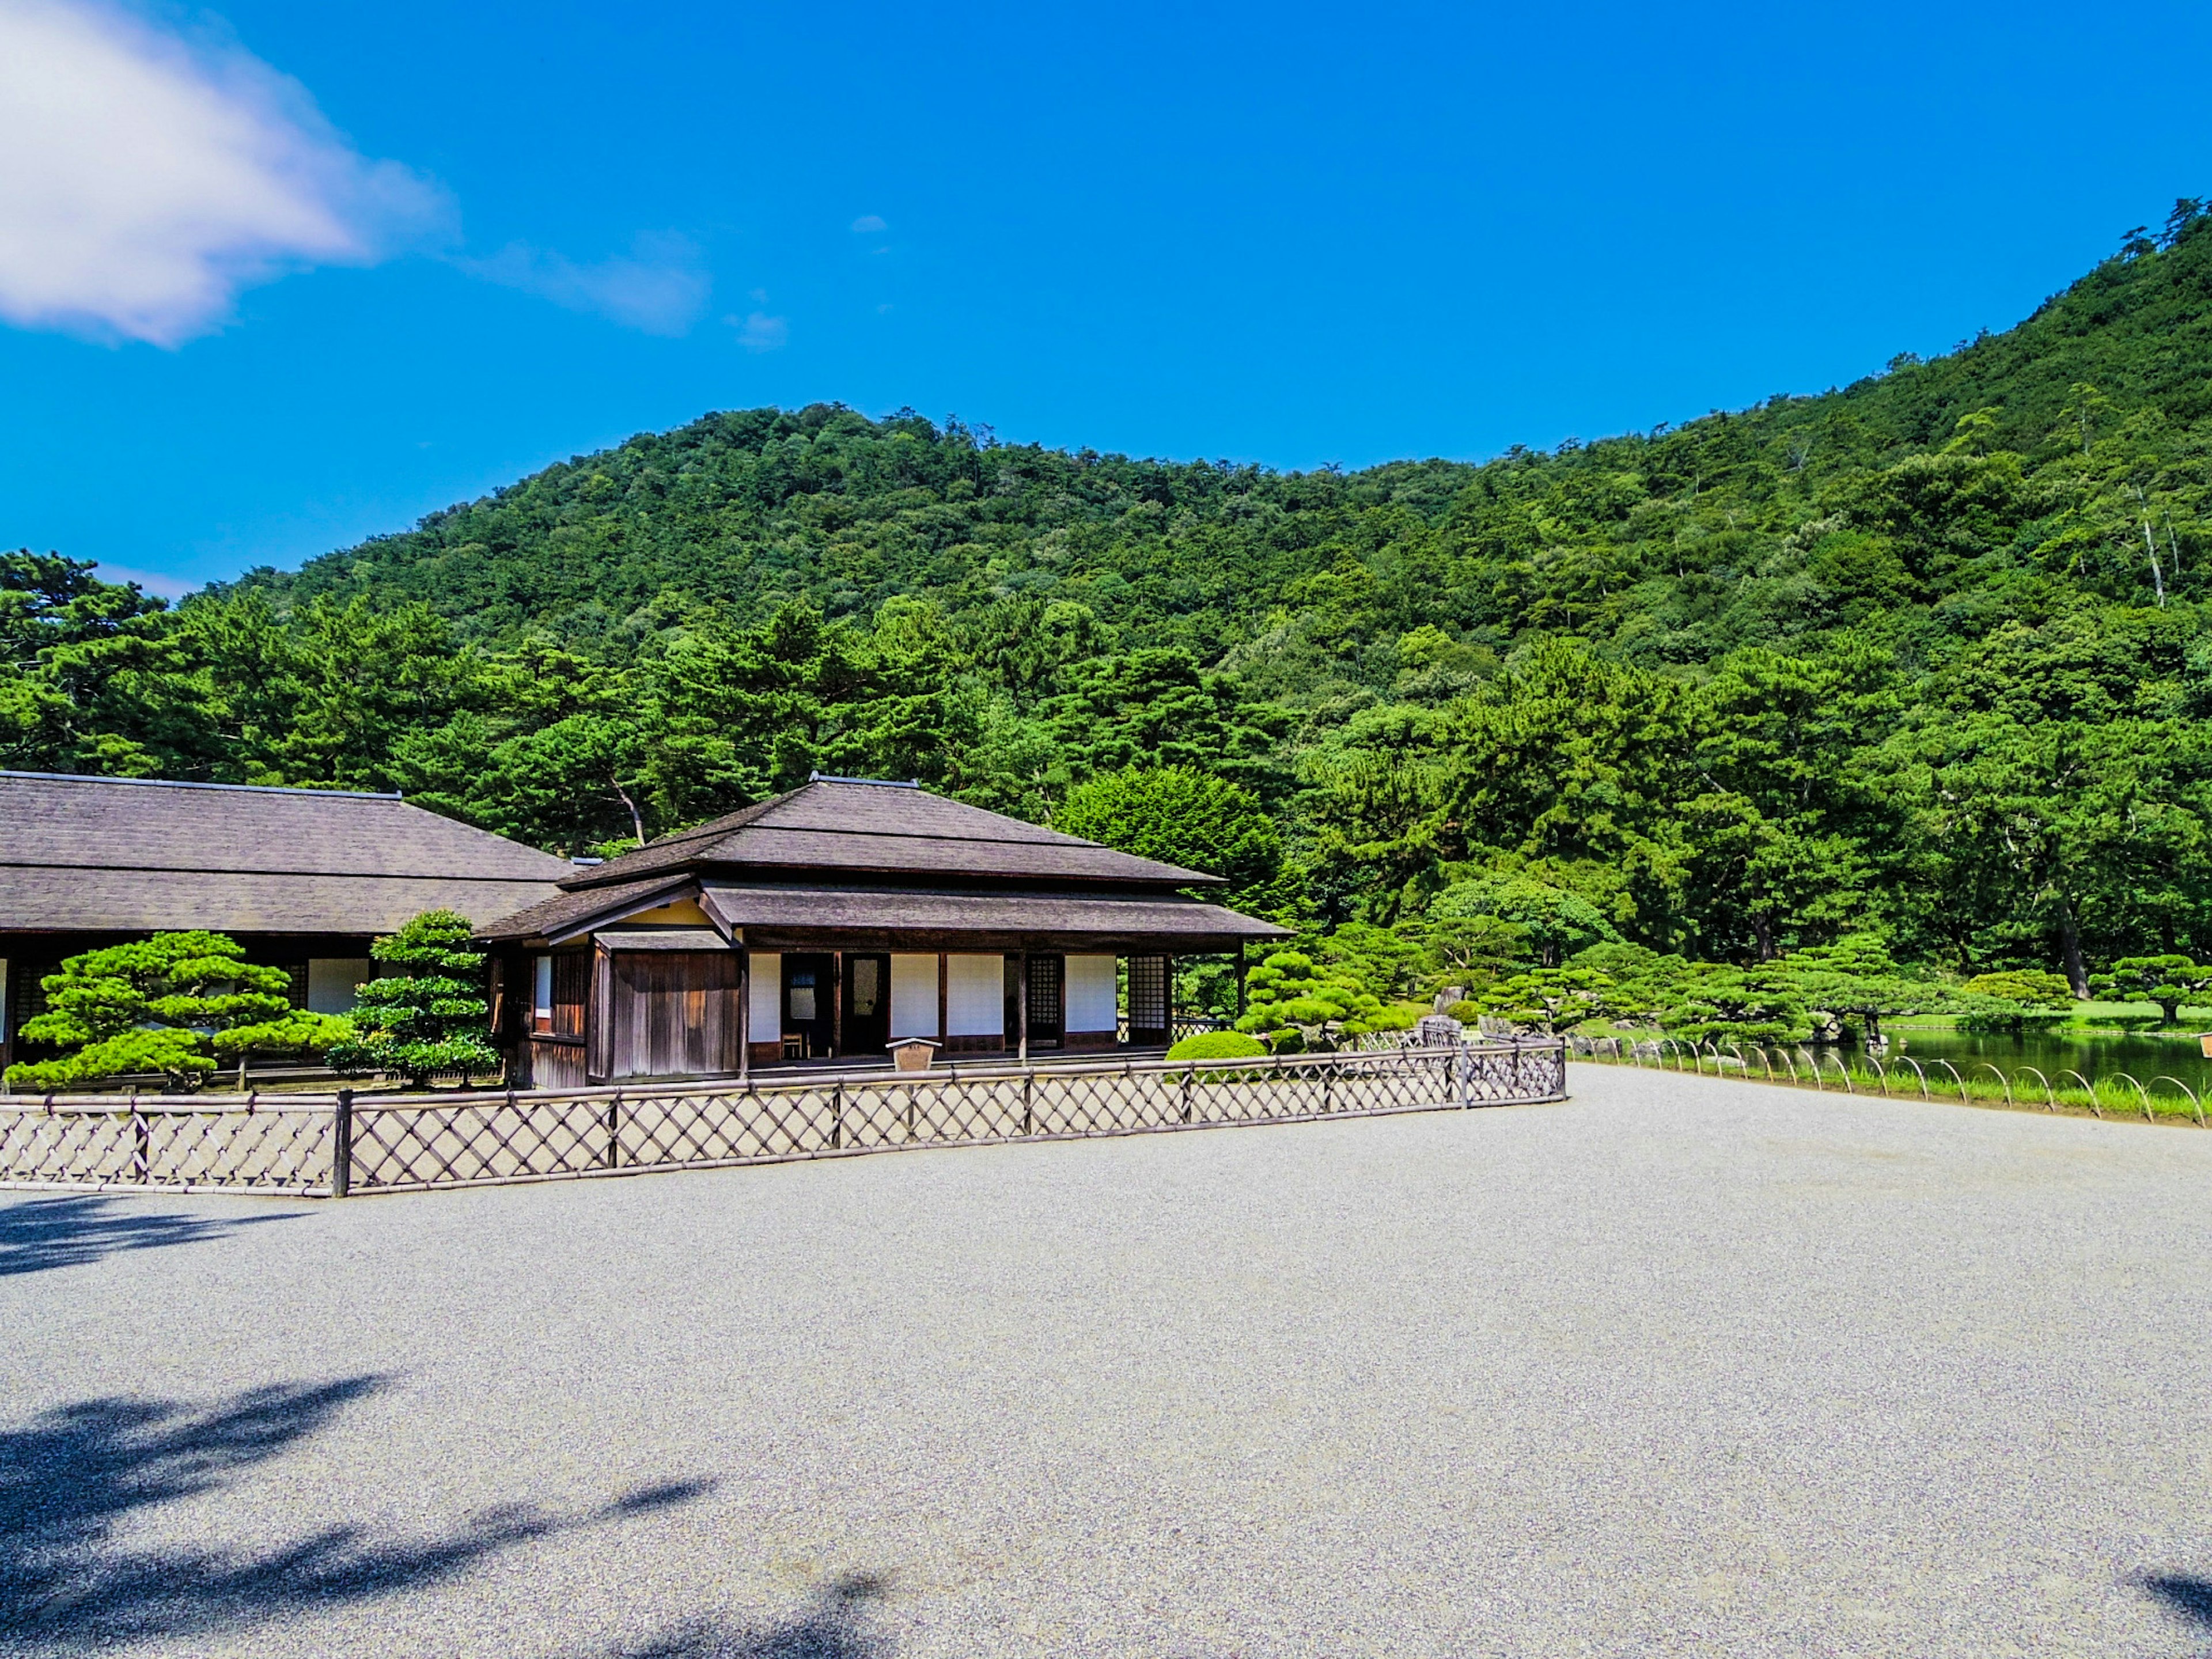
xmin=479 ymin=776 xmax=1289 ymax=1086
xmin=0 ymin=770 xmax=571 ymax=1075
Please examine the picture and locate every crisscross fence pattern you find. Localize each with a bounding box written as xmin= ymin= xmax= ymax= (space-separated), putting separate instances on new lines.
xmin=1567 ymin=1031 xmax=2212 ymax=1127
xmin=0 ymin=1096 xmax=338 ymax=1195
xmin=0 ymin=1039 xmax=1565 ymax=1198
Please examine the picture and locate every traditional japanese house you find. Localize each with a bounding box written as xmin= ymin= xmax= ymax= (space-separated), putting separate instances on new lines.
xmin=479 ymin=775 xmax=1289 ymax=1086
xmin=0 ymin=770 xmax=571 ymax=1076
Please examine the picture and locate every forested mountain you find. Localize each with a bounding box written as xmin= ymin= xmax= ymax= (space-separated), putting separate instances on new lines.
xmin=9 ymin=199 xmax=2212 ymax=1003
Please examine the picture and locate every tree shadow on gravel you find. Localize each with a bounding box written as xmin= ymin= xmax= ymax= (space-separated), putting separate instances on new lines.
xmin=0 ymin=1375 xmax=715 ymax=1652
xmin=0 ymin=1194 xmax=296 ymax=1278
xmin=609 ymin=1574 xmax=892 ymax=1659
xmin=2145 ymin=1574 xmax=2212 ymax=1626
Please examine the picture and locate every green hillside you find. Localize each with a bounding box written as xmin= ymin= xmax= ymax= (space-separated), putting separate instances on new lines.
xmin=8 ymin=199 xmax=2212 ymax=1005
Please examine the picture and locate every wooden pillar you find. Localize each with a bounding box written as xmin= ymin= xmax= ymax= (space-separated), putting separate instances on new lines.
xmin=588 ymin=944 xmax=613 ymax=1083
xmin=832 ymin=949 xmax=844 ymax=1059
xmin=737 ymin=949 xmax=751 ymax=1081
xmin=1017 ymin=951 xmax=1030 ymax=1064
xmin=937 ymin=952 xmax=948 ymax=1047
xmin=1235 ymin=949 xmax=1248 ymax=1021
xmin=1165 ymin=954 xmax=1176 ymax=1040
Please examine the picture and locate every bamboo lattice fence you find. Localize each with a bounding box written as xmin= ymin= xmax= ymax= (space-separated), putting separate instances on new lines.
xmin=0 ymin=1039 xmax=1566 ymax=1198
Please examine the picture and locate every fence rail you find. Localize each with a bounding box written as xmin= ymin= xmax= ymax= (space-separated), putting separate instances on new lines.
xmin=0 ymin=1039 xmax=1565 ymax=1198
xmin=1567 ymin=1032 xmax=2212 ymax=1126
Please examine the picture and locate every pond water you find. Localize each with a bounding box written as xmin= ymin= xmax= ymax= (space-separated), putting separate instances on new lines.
xmin=1885 ymin=1027 xmax=2212 ymax=1095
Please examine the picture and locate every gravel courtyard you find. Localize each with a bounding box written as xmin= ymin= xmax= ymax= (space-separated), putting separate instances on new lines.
xmin=7 ymin=1067 xmax=2212 ymax=1657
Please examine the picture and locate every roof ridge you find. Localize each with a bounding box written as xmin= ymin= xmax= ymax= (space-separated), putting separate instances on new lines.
xmin=729 ymin=819 xmax=1100 ymax=850
xmin=559 ymin=787 xmax=804 ymax=888
xmin=0 ymin=769 xmax=401 ymax=801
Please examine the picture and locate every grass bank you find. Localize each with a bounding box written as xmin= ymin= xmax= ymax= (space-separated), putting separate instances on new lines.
xmin=1567 ymin=1035 xmax=2212 ymax=1127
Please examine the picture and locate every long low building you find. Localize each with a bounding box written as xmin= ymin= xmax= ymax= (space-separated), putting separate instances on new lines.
xmin=478 ymin=775 xmax=1289 ymax=1086
xmin=0 ymin=770 xmax=572 ymax=1076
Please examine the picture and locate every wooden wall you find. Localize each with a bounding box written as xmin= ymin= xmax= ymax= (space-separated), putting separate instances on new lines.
xmin=606 ymin=950 xmax=743 ymax=1080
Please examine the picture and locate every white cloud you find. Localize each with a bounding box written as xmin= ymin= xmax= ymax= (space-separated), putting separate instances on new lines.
xmin=462 ymin=232 xmax=711 ymax=336
xmin=0 ymin=0 xmax=448 ymax=346
xmin=728 ymin=310 xmax=788 ymax=353
xmin=850 ymin=214 xmax=887 ymax=233
xmin=90 ymin=560 xmax=195 ymax=598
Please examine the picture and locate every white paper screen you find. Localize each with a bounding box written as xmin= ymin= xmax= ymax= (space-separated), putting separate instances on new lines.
xmin=748 ymin=952 xmax=781 ymax=1036
xmin=1065 ymin=955 xmax=1117 ymax=1033
xmin=890 ymin=953 xmax=938 ymax=1040
xmin=944 ymin=953 xmax=1004 ymax=1037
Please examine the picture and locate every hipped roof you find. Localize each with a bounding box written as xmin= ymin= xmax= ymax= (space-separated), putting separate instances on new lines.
xmin=478 ymin=876 xmax=1285 ymax=950
xmin=0 ymin=770 xmax=569 ymax=936
xmin=696 ymin=882 xmax=1286 ymax=947
xmin=555 ymin=779 xmax=1216 ymax=891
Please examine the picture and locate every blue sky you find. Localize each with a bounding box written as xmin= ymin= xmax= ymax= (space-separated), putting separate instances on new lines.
xmin=5 ymin=0 xmax=2209 ymax=596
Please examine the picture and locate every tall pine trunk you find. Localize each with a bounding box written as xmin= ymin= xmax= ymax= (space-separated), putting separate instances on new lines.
xmin=2055 ymin=897 xmax=2090 ymax=999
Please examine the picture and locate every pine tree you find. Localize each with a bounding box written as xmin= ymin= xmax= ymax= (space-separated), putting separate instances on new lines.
xmin=327 ymin=910 xmax=500 ymax=1086
xmin=4 ymin=931 xmax=342 ymax=1093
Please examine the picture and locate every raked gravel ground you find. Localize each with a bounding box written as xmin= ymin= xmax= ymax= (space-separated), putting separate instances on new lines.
xmin=7 ymin=1066 xmax=2212 ymax=1657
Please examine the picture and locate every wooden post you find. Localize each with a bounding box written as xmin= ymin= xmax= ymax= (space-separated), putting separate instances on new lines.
xmin=737 ymin=949 xmax=751 ymax=1082
xmin=1017 ymin=952 xmax=1030 ymax=1065
xmin=937 ymin=953 xmax=948 ymax=1047
xmin=832 ymin=950 xmax=844 ymax=1060
xmin=1165 ymin=954 xmax=1176 ymax=1043
xmin=331 ymin=1088 xmax=353 ymax=1198
xmin=588 ymin=944 xmax=613 ymax=1083
xmin=1235 ymin=949 xmax=1249 ymax=1021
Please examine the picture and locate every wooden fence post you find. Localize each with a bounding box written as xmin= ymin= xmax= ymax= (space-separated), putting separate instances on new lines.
xmin=332 ymin=1089 xmax=353 ymax=1198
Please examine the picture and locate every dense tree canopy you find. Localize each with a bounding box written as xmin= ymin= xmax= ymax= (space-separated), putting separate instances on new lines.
xmin=12 ymin=203 xmax=2212 ymax=1027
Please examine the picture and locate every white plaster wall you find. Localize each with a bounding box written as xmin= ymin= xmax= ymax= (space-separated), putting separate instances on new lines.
xmin=1065 ymin=955 xmax=1118 ymax=1033
xmin=890 ymin=953 xmax=938 ymax=1040
xmin=945 ymin=953 xmax=1005 ymax=1036
xmin=307 ymin=957 xmax=373 ymax=1015
xmin=748 ymin=952 xmax=781 ymax=1036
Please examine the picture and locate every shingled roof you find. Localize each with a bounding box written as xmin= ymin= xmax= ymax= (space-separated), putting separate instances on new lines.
xmin=557 ymin=778 xmax=1219 ymax=891
xmin=0 ymin=771 xmax=569 ymax=935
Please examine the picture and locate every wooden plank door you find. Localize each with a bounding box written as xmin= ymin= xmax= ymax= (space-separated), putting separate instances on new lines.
xmin=609 ymin=951 xmax=742 ymax=1079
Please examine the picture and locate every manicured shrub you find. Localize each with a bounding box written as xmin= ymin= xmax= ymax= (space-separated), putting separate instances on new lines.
xmin=327 ymin=910 xmax=499 ymax=1086
xmin=1232 ymin=950 xmax=1391 ymax=1049
xmin=4 ymin=931 xmax=344 ymax=1094
xmin=1165 ymin=1030 xmax=1270 ymax=1061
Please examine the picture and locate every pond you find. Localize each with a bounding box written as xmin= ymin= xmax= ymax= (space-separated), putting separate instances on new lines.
xmin=1886 ymin=1026 xmax=2212 ymax=1096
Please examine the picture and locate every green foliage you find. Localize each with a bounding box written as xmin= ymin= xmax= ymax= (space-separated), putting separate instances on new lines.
xmin=1233 ymin=951 xmax=1396 ymax=1048
xmin=1426 ymin=870 xmax=1621 ymax=967
xmin=2090 ymin=955 xmax=2212 ymax=1024
xmin=16 ymin=209 xmax=2212 ymax=996
xmin=1054 ymin=765 xmax=1283 ymax=910
xmin=1955 ymin=968 xmax=2077 ymax=1032
xmin=4 ymin=931 xmax=342 ymax=1093
xmin=1422 ymin=911 xmax=1531 ymax=987
xmin=1165 ymin=1029 xmax=1270 ymax=1061
xmin=1310 ymin=922 xmax=1430 ymax=1002
xmin=1774 ymin=934 xmax=1936 ymax=1041
xmin=325 ymin=910 xmax=499 ymax=1086
xmin=1657 ymin=964 xmax=1807 ymax=1044
xmin=1478 ymin=966 xmax=1627 ymax=1034
xmin=1960 ymin=968 xmax=2075 ymax=1005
